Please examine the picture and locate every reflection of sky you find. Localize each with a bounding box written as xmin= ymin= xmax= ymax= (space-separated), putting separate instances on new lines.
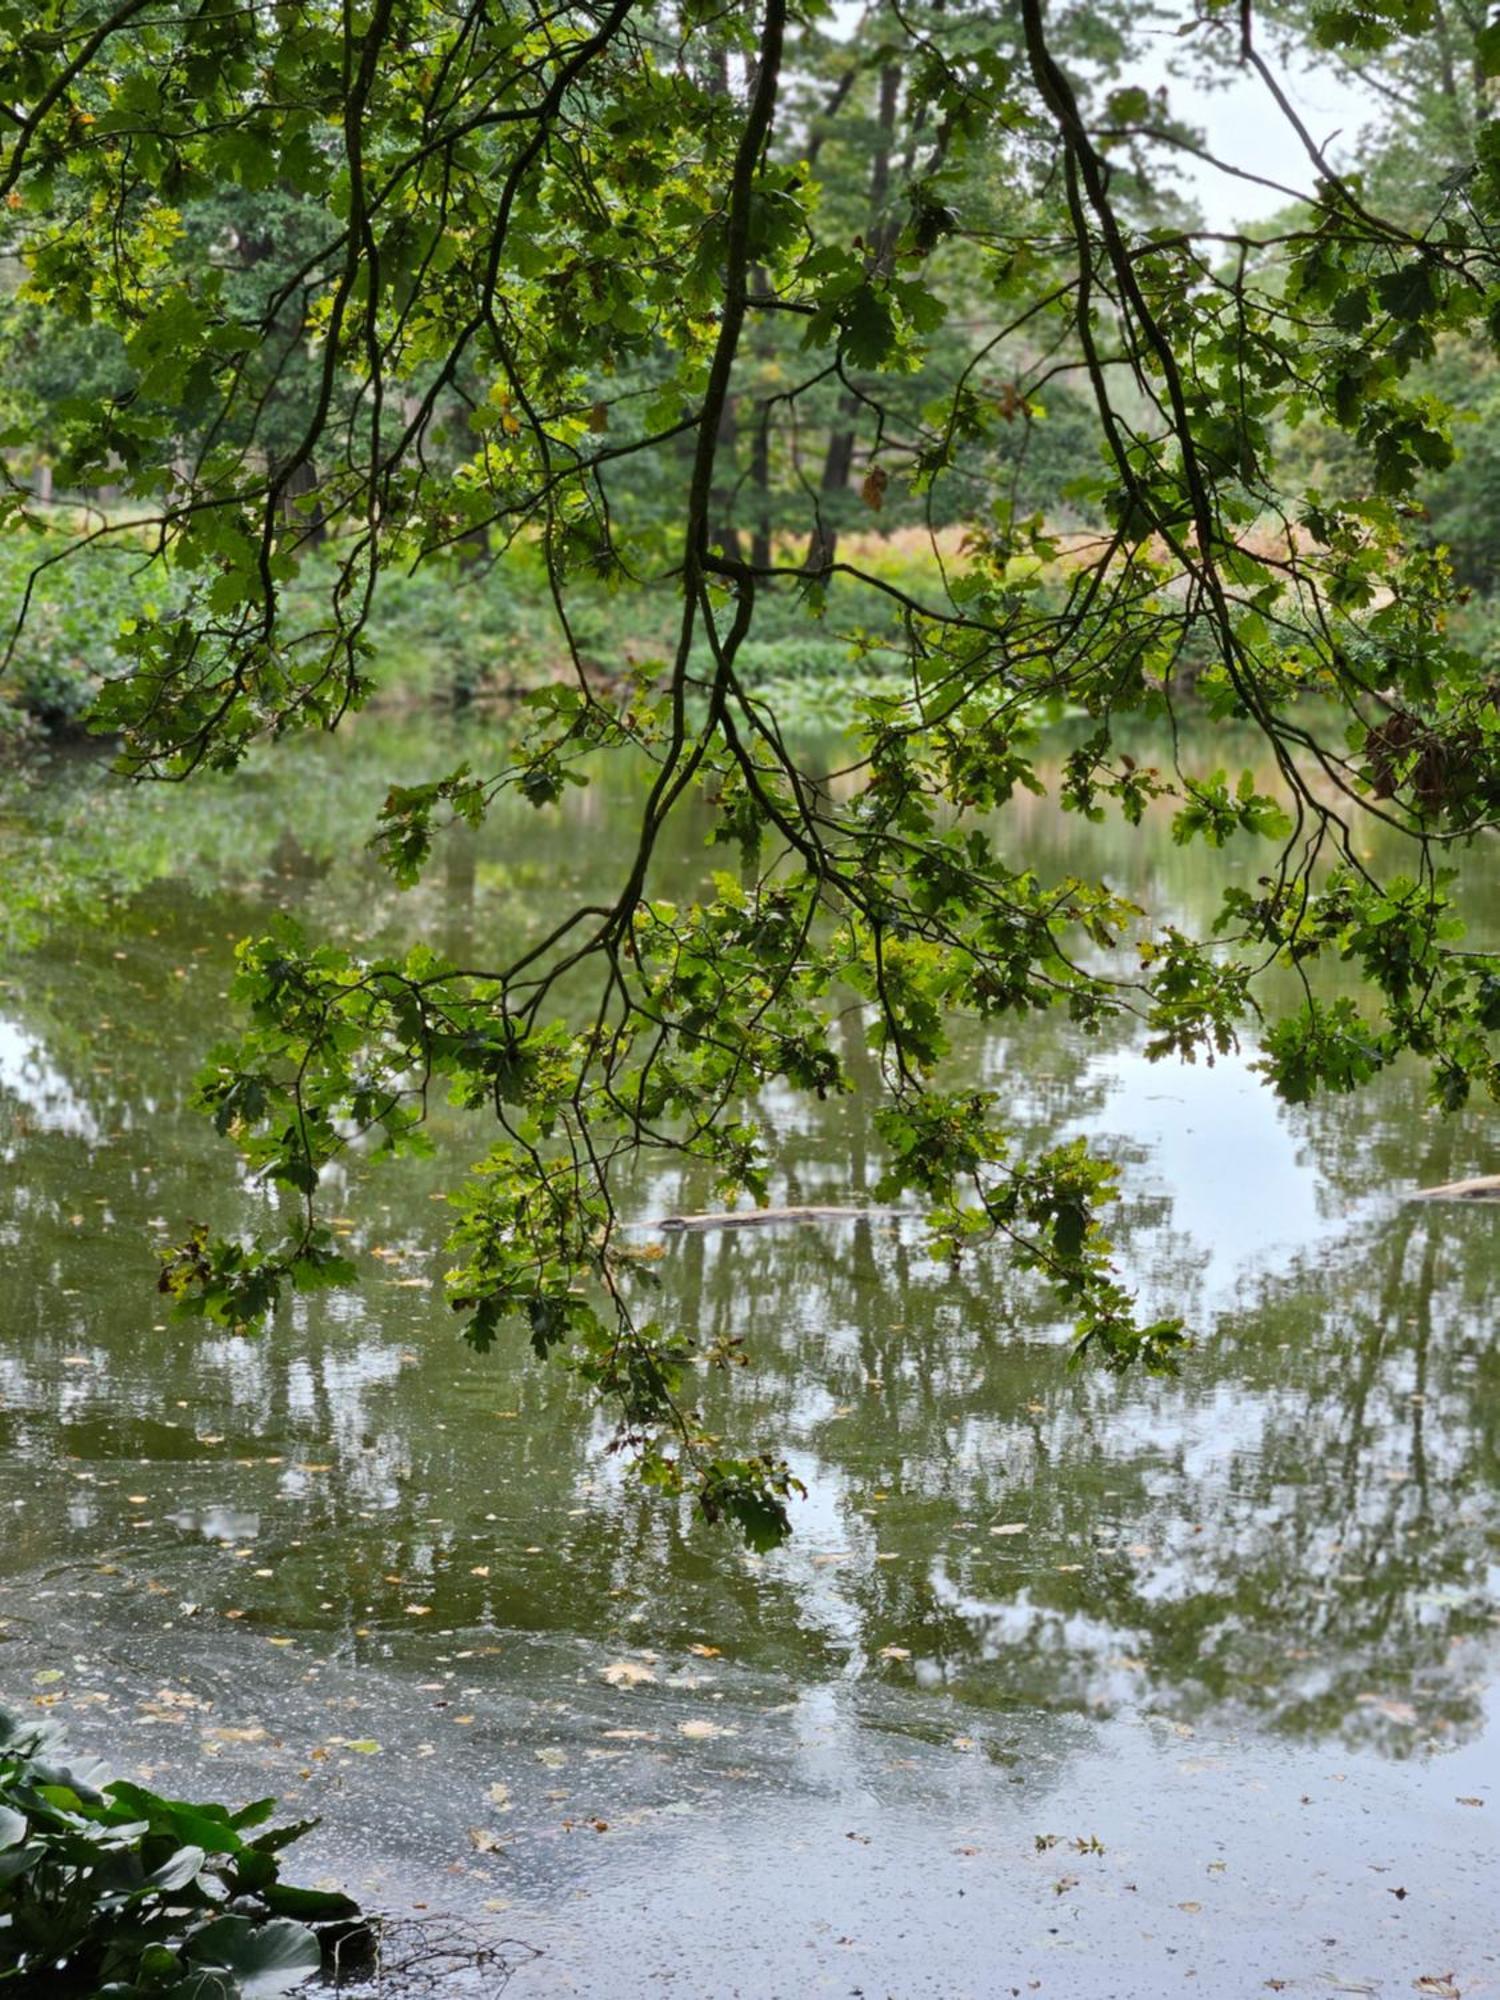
xmin=1077 ymin=1048 xmax=1337 ymax=1301
xmin=0 ymin=1012 xmax=100 ymax=1140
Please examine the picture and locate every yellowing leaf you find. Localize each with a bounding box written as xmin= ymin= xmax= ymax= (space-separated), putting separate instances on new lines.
xmin=601 ymin=1659 xmax=657 ymax=1688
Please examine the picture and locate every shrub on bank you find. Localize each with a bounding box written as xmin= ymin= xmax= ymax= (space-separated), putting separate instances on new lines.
xmin=0 ymin=1702 xmax=356 ymax=1996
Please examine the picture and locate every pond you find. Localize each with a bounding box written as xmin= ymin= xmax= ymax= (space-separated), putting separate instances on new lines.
xmin=0 ymin=714 xmax=1496 ymax=1997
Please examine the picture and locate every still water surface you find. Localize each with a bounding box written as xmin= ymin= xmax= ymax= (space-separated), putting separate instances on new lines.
xmin=0 ymin=718 xmax=1496 ymax=1997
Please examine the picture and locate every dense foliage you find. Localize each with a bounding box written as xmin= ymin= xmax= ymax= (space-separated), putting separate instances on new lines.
xmin=0 ymin=1705 xmax=353 ymax=1995
xmin=3 ymin=0 xmax=1500 ymax=1544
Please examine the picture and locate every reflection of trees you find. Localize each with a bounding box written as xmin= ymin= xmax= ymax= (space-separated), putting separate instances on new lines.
xmin=1148 ymin=1160 xmax=1500 ymax=1752
xmin=661 ymin=1130 xmax=1500 ymax=1754
xmin=2 ymin=1036 xmax=1497 ymax=1754
xmin=1 ymin=720 xmax=1499 ymax=1762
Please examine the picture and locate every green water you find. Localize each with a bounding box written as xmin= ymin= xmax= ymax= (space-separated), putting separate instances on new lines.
xmin=0 ymin=717 xmax=1496 ymax=1997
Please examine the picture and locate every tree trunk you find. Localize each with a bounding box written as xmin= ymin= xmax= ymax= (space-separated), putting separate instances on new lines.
xmin=804 ymin=62 xmax=900 ymax=573
xmin=280 ymin=454 xmax=327 ymax=546
xmin=704 ymin=39 xmax=744 ymax=559
xmin=749 ymin=378 xmax=772 ymax=572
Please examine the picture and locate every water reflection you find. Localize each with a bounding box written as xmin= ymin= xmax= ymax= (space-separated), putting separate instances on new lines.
xmin=0 ymin=716 xmax=1496 ymax=1791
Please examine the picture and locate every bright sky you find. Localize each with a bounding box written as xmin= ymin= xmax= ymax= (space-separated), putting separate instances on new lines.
xmin=825 ymin=2 xmax=1382 ymax=233
xmin=1139 ymin=31 xmax=1380 ymax=229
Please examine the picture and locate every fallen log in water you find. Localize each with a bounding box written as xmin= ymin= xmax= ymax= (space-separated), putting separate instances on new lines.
xmin=656 ymin=1204 xmax=908 ymax=1231
xmin=1410 ymin=1175 xmax=1500 ymax=1201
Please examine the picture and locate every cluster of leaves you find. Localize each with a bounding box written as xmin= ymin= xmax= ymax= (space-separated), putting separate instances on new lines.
xmin=0 ymin=1704 xmax=355 ymax=1996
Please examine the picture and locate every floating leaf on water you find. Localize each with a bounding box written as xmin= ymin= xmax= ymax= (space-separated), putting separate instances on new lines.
xmin=601 ymin=1660 xmax=657 ymax=1688
xmin=678 ymin=1720 xmax=730 ymax=1740
xmin=878 ymin=1646 xmax=911 ymax=1661
xmin=687 ymin=1644 xmax=721 ymax=1659
xmin=535 ymin=1746 xmax=567 ymax=1768
xmin=989 ymin=1523 xmax=1027 ymax=1537
xmin=487 ymin=1782 xmax=510 ymax=1808
xmin=467 ymin=1827 xmax=504 ymax=1853
xmin=344 ymin=1739 xmax=381 ymax=1754
xmin=1356 ymin=1694 xmax=1418 ymax=1724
